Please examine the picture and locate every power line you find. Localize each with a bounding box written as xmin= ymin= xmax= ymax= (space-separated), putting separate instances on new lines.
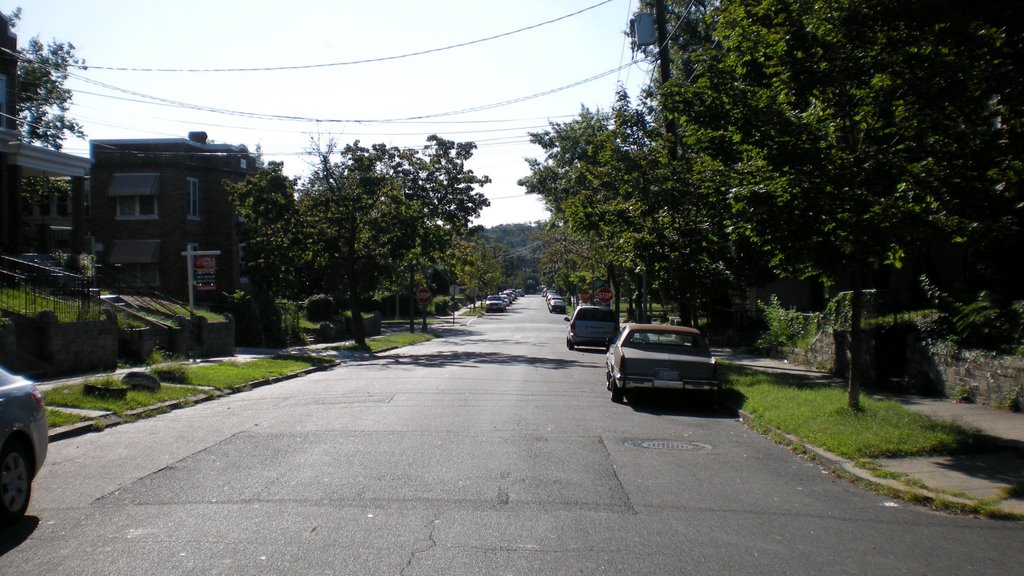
xmin=68 ymin=60 xmax=641 ymax=124
xmin=41 ymin=0 xmax=617 ymax=74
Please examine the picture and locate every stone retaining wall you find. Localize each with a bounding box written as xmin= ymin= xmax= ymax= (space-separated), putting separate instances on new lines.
xmin=774 ymin=329 xmax=1023 ymax=411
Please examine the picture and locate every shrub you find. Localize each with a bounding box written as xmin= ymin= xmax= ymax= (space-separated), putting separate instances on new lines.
xmin=305 ymin=294 xmax=336 ymax=322
xmin=756 ymin=295 xmax=816 ymax=351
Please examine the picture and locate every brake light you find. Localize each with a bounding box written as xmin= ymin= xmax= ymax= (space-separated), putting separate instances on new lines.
xmin=31 ymin=387 xmax=45 ymax=410
xmin=570 ymin=321 xmax=576 ymax=331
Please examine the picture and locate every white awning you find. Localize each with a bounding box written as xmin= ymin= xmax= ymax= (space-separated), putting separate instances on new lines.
xmin=109 ymin=240 xmax=161 ymax=264
xmin=108 ymin=173 xmax=160 ymax=196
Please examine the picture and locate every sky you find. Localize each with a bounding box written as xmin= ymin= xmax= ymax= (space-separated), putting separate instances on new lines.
xmin=4 ymin=0 xmax=654 ymax=227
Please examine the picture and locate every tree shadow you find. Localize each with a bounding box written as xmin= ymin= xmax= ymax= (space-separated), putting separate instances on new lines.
xmin=352 ymin=349 xmax=595 ymax=370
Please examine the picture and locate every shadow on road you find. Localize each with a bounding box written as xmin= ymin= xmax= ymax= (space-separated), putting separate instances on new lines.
xmin=623 ymin=389 xmax=739 ymax=419
xmin=355 ymin=349 xmax=593 ymax=371
xmin=0 ymin=516 xmax=39 ymax=555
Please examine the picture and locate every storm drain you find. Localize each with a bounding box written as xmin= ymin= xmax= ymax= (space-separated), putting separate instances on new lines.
xmin=625 ymin=440 xmax=712 ymax=452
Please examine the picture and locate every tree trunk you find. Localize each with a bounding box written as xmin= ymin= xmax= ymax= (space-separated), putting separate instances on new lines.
xmin=408 ymin=266 xmax=416 ymax=334
xmin=848 ymin=273 xmax=864 ymax=411
xmin=347 ymin=251 xmax=366 ymax=349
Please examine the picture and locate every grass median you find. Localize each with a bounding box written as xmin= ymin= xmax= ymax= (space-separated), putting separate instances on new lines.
xmin=331 ymin=331 xmax=435 ymax=352
xmin=721 ymin=364 xmax=978 ymax=460
xmin=44 ymin=355 xmax=334 ymax=428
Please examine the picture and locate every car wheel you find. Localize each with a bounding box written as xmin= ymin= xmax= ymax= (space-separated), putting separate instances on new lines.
xmin=610 ymin=379 xmax=624 ymax=403
xmin=566 ymin=339 xmax=575 ymax=351
xmin=0 ymin=440 xmax=33 ymax=524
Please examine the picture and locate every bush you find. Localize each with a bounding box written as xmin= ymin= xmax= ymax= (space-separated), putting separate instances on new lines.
xmin=432 ymin=295 xmax=457 ymax=316
xmin=305 ymin=294 xmax=336 ymax=322
xmin=756 ymin=295 xmax=816 ymax=351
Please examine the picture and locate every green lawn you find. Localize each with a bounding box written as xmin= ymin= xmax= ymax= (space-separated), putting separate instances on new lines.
xmin=43 ymin=383 xmax=214 ymax=415
xmin=184 ymin=355 xmax=332 ymax=390
xmin=721 ymin=364 xmax=978 ymax=459
xmin=332 ymin=332 xmax=435 ymax=352
xmin=46 ymin=408 xmax=91 ymax=428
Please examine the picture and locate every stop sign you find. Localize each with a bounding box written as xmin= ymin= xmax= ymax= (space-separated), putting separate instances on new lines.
xmin=415 ymin=287 xmax=432 ymax=304
xmin=580 ymin=290 xmax=591 ymax=303
xmin=596 ymin=286 xmax=614 ymax=304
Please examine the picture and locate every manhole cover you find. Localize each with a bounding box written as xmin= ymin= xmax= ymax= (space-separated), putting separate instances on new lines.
xmin=625 ymin=440 xmax=712 ymax=452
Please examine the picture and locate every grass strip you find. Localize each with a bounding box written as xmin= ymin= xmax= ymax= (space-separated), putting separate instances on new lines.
xmin=45 ymin=408 xmax=91 ymax=428
xmin=332 ymin=332 xmax=435 ymax=352
xmin=721 ymin=364 xmax=979 ymax=459
xmin=185 ymin=355 xmax=330 ymax=390
xmin=43 ymin=383 xmax=213 ymax=416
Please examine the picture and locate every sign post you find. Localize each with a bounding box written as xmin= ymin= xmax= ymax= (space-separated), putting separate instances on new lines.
xmin=181 ymin=247 xmax=221 ymax=314
xmin=415 ymin=287 xmax=432 ymax=332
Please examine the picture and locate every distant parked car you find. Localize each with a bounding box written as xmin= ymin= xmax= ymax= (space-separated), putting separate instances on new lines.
xmin=0 ymin=367 xmax=48 ymax=524
xmin=565 ymin=305 xmax=619 ymax=350
xmin=484 ymin=295 xmax=507 ymax=313
xmin=548 ymin=298 xmax=567 ymax=314
xmin=605 ymin=324 xmax=718 ymax=403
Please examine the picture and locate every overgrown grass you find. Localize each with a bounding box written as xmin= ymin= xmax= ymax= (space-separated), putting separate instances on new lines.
xmin=722 ymin=364 xmax=978 ymax=459
xmin=43 ymin=383 xmax=214 ymax=415
xmin=45 ymin=408 xmax=91 ymax=428
xmin=185 ymin=355 xmax=331 ymax=390
xmin=332 ymin=332 xmax=435 ymax=352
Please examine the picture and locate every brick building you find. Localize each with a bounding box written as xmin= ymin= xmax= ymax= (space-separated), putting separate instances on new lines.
xmin=88 ymin=133 xmax=258 ymax=300
xmin=0 ymin=14 xmax=91 ymax=257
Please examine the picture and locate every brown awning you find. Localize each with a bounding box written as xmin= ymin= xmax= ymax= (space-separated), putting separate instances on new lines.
xmin=108 ymin=240 xmax=161 ymax=264
xmin=108 ymin=173 xmax=160 ymax=196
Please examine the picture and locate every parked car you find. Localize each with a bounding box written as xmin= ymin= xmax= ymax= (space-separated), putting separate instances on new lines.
xmin=484 ymin=295 xmax=507 ymax=313
xmin=605 ymin=324 xmax=719 ymax=403
xmin=0 ymin=367 xmax=48 ymax=524
xmin=548 ymin=298 xmax=567 ymax=314
xmin=565 ymin=305 xmax=619 ymax=350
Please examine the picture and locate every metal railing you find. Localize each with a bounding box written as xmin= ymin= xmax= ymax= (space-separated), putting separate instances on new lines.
xmin=0 ymin=256 xmax=99 ymax=321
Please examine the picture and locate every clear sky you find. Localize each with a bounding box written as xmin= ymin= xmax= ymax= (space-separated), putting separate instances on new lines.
xmin=4 ymin=0 xmax=654 ymax=227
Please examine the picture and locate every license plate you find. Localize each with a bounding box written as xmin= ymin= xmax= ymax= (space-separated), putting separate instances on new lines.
xmin=657 ymin=370 xmax=678 ymax=381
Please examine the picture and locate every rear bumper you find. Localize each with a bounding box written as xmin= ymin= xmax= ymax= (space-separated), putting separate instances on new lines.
xmin=616 ymin=375 xmax=720 ymax=391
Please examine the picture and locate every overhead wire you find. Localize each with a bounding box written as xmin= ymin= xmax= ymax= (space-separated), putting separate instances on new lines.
xmin=65 ymin=0 xmax=617 ymax=74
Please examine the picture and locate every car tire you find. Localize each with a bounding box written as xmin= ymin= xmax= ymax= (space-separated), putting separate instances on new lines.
xmin=0 ymin=439 xmax=33 ymax=524
xmin=610 ymin=379 xmax=624 ymax=403
xmin=566 ymin=339 xmax=575 ymax=351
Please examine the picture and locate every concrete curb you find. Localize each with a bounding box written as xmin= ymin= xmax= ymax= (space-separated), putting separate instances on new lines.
xmin=737 ymin=409 xmax=1024 ymax=519
xmin=46 ymin=358 xmax=340 ymax=442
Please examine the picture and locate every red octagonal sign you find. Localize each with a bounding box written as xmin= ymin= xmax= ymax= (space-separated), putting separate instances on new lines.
xmin=596 ymin=286 xmax=614 ymax=304
xmin=416 ymin=287 xmax=432 ymax=304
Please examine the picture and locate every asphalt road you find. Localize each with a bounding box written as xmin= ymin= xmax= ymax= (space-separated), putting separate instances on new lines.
xmin=3 ymin=295 xmax=1023 ymax=575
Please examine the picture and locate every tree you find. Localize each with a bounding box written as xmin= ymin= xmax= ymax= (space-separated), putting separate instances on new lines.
xmin=677 ymin=0 xmax=1024 ymax=408
xmin=225 ymin=161 xmax=302 ymax=299
xmin=6 ymin=9 xmax=86 ymax=150
xmin=300 ymin=136 xmax=489 ymax=346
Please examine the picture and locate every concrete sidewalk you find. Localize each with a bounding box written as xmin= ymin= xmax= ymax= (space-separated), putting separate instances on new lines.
xmin=718 ymin=349 xmax=1024 ymax=517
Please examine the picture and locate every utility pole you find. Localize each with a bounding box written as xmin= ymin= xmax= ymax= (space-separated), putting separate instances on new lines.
xmin=655 ymin=0 xmax=678 ymax=158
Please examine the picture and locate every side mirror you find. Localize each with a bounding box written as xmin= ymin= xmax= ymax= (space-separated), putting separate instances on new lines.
xmin=563 ymin=316 xmax=570 ymax=322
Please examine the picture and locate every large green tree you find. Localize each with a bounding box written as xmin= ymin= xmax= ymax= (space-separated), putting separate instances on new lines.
xmin=301 ymin=136 xmax=489 ymax=346
xmin=669 ymin=0 xmax=1024 ymax=407
xmin=226 ymin=161 xmax=302 ymax=299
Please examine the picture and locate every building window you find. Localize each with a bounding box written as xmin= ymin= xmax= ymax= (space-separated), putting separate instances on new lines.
xmin=110 ymin=173 xmax=159 ymax=219
xmin=116 ymin=195 xmax=158 ymax=219
xmin=187 ymin=178 xmax=200 ymax=219
xmin=240 ymin=158 xmax=248 ymax=170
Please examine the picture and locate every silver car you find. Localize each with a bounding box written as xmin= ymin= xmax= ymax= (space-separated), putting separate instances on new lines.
xmin=565 ymin=305 xmax=618 ymax=350
xmin=1 ymin=367 xmax=48 ymax=524
xmin=605 ymin=324 xmax=719 ymax=403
